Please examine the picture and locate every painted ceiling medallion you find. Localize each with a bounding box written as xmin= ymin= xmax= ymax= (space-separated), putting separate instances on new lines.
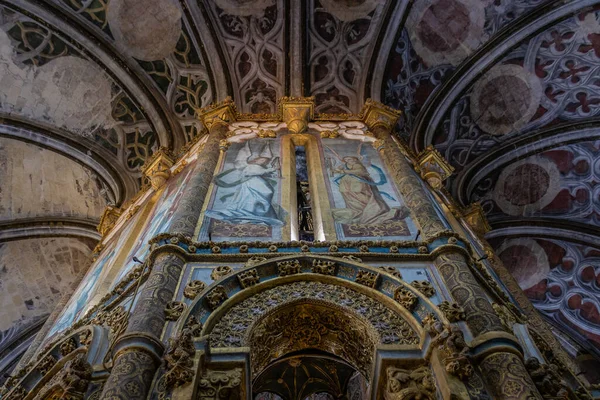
xmin=471 ymin=64 xmax=543 ymax=136
xmin=406 ymin=0 xmax=487 ymax=67
xmin=107 ymin=0 xmax=182 ymax=61
xmin=318 ymin=0 xmax=383 ymax=22
xmin=497 ymin=238 xmax=550 ymax=290
xmin=493 ymin=156 xmax=561 ymax=217
xmin=213 ymin=0 xmax=276 ymax=17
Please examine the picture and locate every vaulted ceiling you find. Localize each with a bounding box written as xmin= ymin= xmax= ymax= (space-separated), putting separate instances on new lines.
xmin=0 ymin=0 xmax=599 ymax=383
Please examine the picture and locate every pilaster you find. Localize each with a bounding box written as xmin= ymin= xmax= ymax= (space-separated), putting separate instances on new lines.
xmin=361 ymin=100 xmax=447 ymax=239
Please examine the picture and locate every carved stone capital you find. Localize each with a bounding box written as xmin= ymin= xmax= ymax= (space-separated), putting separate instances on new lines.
xmin=97 ymin=205 xmax=122 ymax=236
xmin=360 ymin=98 xmax=401 ymax=131
xmin=461 ymin=202 xmax=492 ymax=236
xmin=280 ymin=96 xmax=315 ymax=134
xmin=417 ymin=145 xmax=455 ymax=190
xmin=197 ymin=97 xmax=237 ymax=131
xmin=142 ymin=148 xmax=175 ymax=191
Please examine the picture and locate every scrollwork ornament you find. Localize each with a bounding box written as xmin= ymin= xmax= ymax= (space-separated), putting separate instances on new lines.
xmin=385 ymin=366 xmax=436 ymax=400
xmin=245 ymin=256 xmax=267 ymax=267
xmin=184 ymin=280 xmax=206 ymax=299
xmin=197 ymin=369 xmax=242 ymax=400
xmin=165 ymin=301 xmax=186 ymax=321
xmin=210 ymin=266 xmax=233 ymax=281
xmin=439 ymin=301 xmax=466 ymax=322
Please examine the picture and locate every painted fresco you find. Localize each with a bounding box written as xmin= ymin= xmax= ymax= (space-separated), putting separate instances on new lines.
xmin=321 ymin=139 xmax=417 ymax=240
xmin=111 ymin=162 xmax=197 ymax=286
xmin=199 ymin=138 xmax=285 ymax=241
xmin=47 ymin=243 xmax=116 ymax=338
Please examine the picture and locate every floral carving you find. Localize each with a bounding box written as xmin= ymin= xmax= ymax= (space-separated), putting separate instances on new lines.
xmin=394 ymin=287 xmax=418 ymax=311
xmin=439 ymin=301 xmax=466 ymax=322
xmin=210 ymin=266 xmax=233 ymax=281
xmin=184 ymin=280 xmax=207 ymax=299
xmin=209 ymin=281 xmax=418 ymax=349
xmin=165 ymin=301 xmax=186 ymax=321
xmin=246 ymin=256 xmax=267 ymax=267
xmin=385 ymin=366 xmax=436 ymax=400
xmin=163 ymin=317 xmax=202 ymax=389
xmin=411 ymin=280 xmax=435 ymax=297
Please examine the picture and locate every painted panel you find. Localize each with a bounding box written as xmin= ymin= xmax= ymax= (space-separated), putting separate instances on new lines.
xmin=198 ymin=138 xmax=286 ymax=241
xmin=321 ymin=138 xmax=418 ymax=240
xmin=111 ymin=162 xmax=197 ymax=287
xmin=47 ymin=242 xmax=116 ymax=338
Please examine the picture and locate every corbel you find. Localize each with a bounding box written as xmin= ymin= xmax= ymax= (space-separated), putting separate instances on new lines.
xmin=280 ymin=96 xmax=315 ymax=134
xmin=142 ymin=147 xmax=175 ymax=191
xmin=417 ymin=145 xmax=455 ymax=190
xmin=97 ymin=205 xmax=122 ymax=236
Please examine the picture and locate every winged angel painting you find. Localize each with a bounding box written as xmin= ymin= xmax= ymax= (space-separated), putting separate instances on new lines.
xmin=324 ymin=140 xmax=414 ymax=239
xmin=204 ymin=139 xmax=285 ymax=239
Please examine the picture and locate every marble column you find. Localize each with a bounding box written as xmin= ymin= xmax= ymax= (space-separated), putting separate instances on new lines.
xmin=99 ymin=252 xmax=185 ymax=400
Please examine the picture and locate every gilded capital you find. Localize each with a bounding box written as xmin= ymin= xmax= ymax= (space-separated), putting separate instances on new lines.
xmin=97 ymin=205 xmax=122 ymax=236
xmin=360 ymin=98 xmax=401 ymax=132
xmin=142 ymin=147 xmax=175 ymax=191
xmin=417 ymin=145 xmax=454 ymax=190
xmin=461 ymin=202 xmax=491 ymax=236
xmin=280 ymin=96 xmax=315 ymax=134
xmin=197 ymin=97 xmax=237 ymax=131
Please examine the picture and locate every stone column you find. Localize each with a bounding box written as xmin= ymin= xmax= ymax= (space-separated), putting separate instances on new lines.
xmin=99 ymin=252 xmax=185 ymax=400
xmin=359 ymin=102 xmax=542 ymax=399
xmin=168 ymin=99 xmax=236 ymax=236
xmin=362 ymin=101 xmax=446 ymax=239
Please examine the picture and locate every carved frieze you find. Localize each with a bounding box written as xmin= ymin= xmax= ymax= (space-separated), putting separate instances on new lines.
xmin=311 ymin=259 xmax=336 ymax=275
xmin=385 ymin=366 xmax=436 ymax=400
xmin=206 ymin=286 xmax=228 ymax=310
xmin=355 ymin=270 xmax=379 ymax=288
xmin=277 ymin=260 xmax=301 ymax=276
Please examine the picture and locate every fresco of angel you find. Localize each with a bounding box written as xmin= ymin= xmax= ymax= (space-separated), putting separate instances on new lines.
xmin=205 ymin=140 xmax=284 ymax=226
xmin=325 ymin=142 xmax=409 ymax=225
